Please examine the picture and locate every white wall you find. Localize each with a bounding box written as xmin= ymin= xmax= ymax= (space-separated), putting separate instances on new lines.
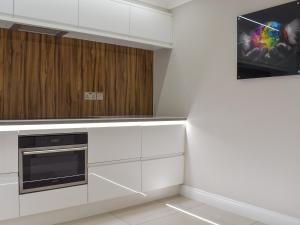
xmin=155 ymin=0 xmax=300 ymax=218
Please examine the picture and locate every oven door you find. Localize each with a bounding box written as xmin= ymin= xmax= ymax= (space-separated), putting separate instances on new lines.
xmin=19 ymin=145 xmax=87 ymax=194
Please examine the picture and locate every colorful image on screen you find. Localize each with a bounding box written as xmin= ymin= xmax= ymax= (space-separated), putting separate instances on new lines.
xmin=237 ymin=1 xmax=300 ymax=79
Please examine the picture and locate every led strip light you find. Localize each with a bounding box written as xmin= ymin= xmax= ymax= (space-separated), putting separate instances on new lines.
xmin=89 ymin=173 xmax=147 ymax=197
xmin=166 ymin=204 xmax=220 ymax=225
xmin=0 ymin=120 xmax=187 ymax=132
xmin=238 ymin=16 xmax=280 ymax=32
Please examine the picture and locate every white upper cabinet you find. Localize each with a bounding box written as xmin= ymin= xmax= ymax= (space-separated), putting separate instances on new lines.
xmin=0 ymin=0 xmax=13 ymax=16
xmin=79 ymin=0 xmax=130 ymax=35
xmin=14 ymin=0 xmax=78 ymax=26
xmin=142 ymin=125 xmax=185 ymax=158
xmin=0 ymin=0 xmax=173 ymax=48
xmin=88 ymin=127 xmax=142 ymax=163
xmin=130 ymin=6 xmax=173 ymax=43
xmin=0 ymin=131 xmax=18 ymax=174
xmin=0 ymin=173 xmax=19 ymax=221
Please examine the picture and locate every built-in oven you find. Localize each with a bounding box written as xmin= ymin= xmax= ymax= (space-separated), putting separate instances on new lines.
xmin=19 ymin=133 xmax=88 ymax=194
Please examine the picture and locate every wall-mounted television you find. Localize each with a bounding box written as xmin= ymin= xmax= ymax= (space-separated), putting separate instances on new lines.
xmin=237 ymin=1 xmax=300 ymax=79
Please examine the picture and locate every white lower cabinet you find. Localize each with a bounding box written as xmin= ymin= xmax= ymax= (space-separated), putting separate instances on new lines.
xmin=88 ymin=127 xmax=142 ymax=163
xmin=88 ymin=162 xmax=142 ymax=203
xmin=0 ymin=131 xmax=18 ymax=174
xmin=20 ymin=185 xmax=87 ymax=216
xmin=0 ymin=173 xmax=19 ymax=221
xmin=142 ymin=125 xmax=185 ymax=158
xmin=142 ymin=156 xmax=184 ymax=192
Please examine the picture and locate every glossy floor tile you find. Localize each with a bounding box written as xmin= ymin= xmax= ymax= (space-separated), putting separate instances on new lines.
xmin=112 ymin=201 xmax=176 ymax=225
xmin=61 ymin=214 xmax=127 ymax=225
xmin=59 ymin=196 xmax=267 ymax=225
xmin=139 ymin=212 xmax=213 ymax=225
xmin=190 ymin=205 xmax=254 ymax=225
xmin=251 ymin=223 xmax=268 ymax=225
xmin=159 ymin=196 xmax=204 ymax=210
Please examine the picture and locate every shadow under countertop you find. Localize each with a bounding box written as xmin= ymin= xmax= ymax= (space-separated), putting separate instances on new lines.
xmin=0 ymin=116 xmax=187 ymax=126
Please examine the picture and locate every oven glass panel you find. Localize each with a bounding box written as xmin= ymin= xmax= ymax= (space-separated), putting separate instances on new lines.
xmin=22 ymin=150 xmax=86 ymax=191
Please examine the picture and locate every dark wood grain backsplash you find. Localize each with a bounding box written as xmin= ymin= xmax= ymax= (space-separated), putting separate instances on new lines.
xmin=0 ymin=28 xmax=153 ymax=120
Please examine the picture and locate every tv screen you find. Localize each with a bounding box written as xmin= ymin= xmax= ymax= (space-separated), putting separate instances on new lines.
xmin=237 ymin=1 xmax=300 ymax=79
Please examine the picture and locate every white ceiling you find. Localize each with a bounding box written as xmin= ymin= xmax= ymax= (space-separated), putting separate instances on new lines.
xmin=134 ymin=0 xmax=192 ymax=9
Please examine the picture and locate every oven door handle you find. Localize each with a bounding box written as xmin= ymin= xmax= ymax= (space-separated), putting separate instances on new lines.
xmin=23 ymin=147 xmax=87 ymax=155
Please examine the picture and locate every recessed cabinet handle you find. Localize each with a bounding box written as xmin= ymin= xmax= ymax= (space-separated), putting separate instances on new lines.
xmin=23 ymin=147 xmax=87 ymax=155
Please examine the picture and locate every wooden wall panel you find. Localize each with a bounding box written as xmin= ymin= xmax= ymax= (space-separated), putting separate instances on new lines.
xmin=0 ymin=28 xmax=153 ymax=120
xmin=0 ymin=30 xmax=5 ymax=117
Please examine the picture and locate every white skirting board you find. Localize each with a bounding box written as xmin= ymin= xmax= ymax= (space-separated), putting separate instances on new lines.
xmin=180 ymin=185 xmax=300 ymax=225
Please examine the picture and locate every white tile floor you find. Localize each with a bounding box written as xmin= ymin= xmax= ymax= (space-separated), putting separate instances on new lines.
xmin=60 ymin=196 xmax=267 ymax=225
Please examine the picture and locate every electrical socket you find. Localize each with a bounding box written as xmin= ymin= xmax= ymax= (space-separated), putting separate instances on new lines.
xmin=96 ymin=92 xmax=104 ymax=101
xmin=84 ymin=92 xmax=96 ymax=100
xmin=84 ymin=92 xmax=104 ymax=101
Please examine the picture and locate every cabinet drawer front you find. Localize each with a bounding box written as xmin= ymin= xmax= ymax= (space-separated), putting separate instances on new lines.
xmin=20 ymin=185 xmax=87 ymax=216
xmin=142 ymin=156 xmax=184 ymax=192
xmin=0 ymin=131 xmax=18 ymax=173
xmin=88 ymin=127 xmax=142 ymax=163
xmin=14 ymin=0 xmax=78 ymax=26
xmin=79 ymin=0 xmax=130 ymax=35
xmin=89 ymin=162 xmax=142 ymax=203
xmin=130 ymin=6 xmax=173 ymax=43
xmin=142 ymin=125 xmax=185 ymax=158
xmin=0 ymin=173 xmax=19 ymax=221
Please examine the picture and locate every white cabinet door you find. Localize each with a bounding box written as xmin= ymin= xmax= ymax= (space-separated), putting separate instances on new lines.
xmin=79 ymin=0 xmax=130 ymax=35
xmin=142 ymin=156 xmax=184 ymax=192
xmin=130 ymin=6 xmax=173 ymax=43
xmin=20 ymin=185 xmax=87 ymax=216
xmin=14 ymin=0 xmax=78 ymax=26
xmin=0 ymin=173 xmax=19 ymax=221
xmin=88 ymin=127 xmax=141 ymax=163
xmin=142 ymin=125 xmax=185 ymax=158
xmin=0 ymin=0 xmax=13 ymax=16
xmin=89 ymin=162 xmax=142 ymax=203
xmin=0 ymin=131 xmax=18 ymax=174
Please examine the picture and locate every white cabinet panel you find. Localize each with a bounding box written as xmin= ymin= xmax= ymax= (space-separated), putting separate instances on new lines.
xmin=142 ymin=125 xmax=185 ymax=158
xmin=20 ymin=185 xmax=87 ymax=216
xmin=0 ymin=173 xmax=19 ymax=221
xmin=88 ymin=127 xmax=141 ymax=163
xmin=79 ymin=0 xmax=130 ymax=35
xmin=14 ymin=0 xmax=78 ymax=26
xmin=89 ymin=162 xmax=141 ymax=203
xmin=0 ymin=0 xmax=13 ymax=15
xmin=142 ymin=156 xmax=184 ymax=192
xmin=0 ymin=131 xmax=18 ymax=173
xmin=130 ymin=6 xmax=173 ymax=43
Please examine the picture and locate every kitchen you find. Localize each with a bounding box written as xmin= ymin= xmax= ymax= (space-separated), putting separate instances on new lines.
xmin=0 ymin=1 xmax=299 ymax=225
xmin=0 ymin=0 xmax=186 ymax=224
